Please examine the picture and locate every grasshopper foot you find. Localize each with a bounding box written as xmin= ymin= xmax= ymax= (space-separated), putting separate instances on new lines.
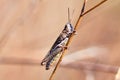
xmin=73 ymin=30 xmax=77 ymax=35
xmin=64 ymin=46 xmax=68 ymax=49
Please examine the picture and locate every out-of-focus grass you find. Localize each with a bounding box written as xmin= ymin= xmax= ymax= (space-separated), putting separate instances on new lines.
xmin=0 ymin=0 xmax=120 ymax=80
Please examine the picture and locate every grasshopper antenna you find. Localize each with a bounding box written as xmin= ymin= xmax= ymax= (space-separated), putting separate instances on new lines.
xmin=68 ymin=8 xmax=71 ymax=23
xmin=68 ymin=8 xmax=75 ymax=24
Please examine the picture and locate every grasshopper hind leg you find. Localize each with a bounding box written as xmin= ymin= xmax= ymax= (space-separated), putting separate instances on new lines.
xmin=45 ymin=47 xmax=66 ymax=70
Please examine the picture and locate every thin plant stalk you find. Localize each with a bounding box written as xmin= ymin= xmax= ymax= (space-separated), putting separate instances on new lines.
xmin=49 ymin=0 xmax=107 ymax=80
xmin=49 ymin=0 xmax=87 ymax=80
xmin=82 ymin=0 xmax=107 ymax=17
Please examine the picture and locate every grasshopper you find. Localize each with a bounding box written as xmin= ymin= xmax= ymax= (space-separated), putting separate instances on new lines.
xmin=41 ymin=8 xmax=75 ymax=70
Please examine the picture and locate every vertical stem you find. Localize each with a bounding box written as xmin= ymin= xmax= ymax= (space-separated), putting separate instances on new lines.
xmin=49 ymin=0 xmax=107 ymax=80
xmin=49 ymin=0 xmax=87 ymax=80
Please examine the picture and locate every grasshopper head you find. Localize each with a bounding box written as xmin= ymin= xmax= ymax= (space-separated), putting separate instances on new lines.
xmin=63 ymin=23 xmax=74 ymax=34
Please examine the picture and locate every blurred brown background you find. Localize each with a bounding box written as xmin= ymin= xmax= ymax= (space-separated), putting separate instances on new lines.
xmin=0 ymin=0 xmax=120 ymax=80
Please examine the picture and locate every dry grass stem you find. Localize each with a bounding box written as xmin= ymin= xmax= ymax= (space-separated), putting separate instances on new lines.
xmin=82 ymin=0 xmax=107 ymax=17
xmin=49 ymin=0 xmax=108 ymax=80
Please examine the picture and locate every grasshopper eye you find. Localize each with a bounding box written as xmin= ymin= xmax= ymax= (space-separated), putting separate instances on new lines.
xmin=62 ymin=24 xmax=68 ymax=33
xmin=64 ymin=24 xmax=68 ymax=30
